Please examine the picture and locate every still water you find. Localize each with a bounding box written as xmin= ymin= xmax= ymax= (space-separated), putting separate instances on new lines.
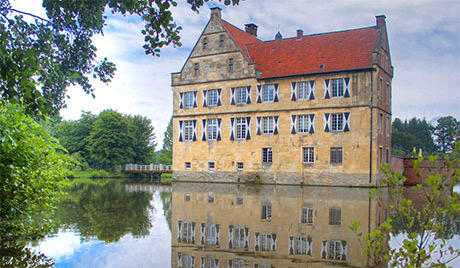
xmin=20 ymin=179 xmax=459 ymax=267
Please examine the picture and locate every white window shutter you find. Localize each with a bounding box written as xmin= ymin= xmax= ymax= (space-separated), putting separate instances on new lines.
xmin=228 ymin=225 xmax=233 ymax=248
xmin=202 ymin=90 xmax=207 ymax=107
xmin=324 ymin=79 xmax=330 ymax=99
xmin=200 ymin=223 xmax=205 ymax=244
xmin=230 ymin=118 xmax=235 ymax=140
xmin=289 ymin=236 xmax=294 ymax=255
xmin=310 ymin=80 xmax=316 ymax=100
xmin=192 ymin=120 xmax=197 ymax=141
xmin=192 ymin=222 xmax=196 ymax=245
xmin=202 ymin=119 xmax=206 ymax=141
xmin=344 ymin=112 xmax=350 ymax=132
xmin=246 ymin=117 xmax=251 ymax=140
xmin=179 ymin=120 xmax=183 ymax=142
xmin=274 ymin=83 xmax=279 ymax=102
xmin=177 ymin=221 xmax=182 ymax=242
xmin=342 ymin=240 xmax=348 ymax=260
xmin=193 ymin=91 xmax=197 ymax=107
xmin=246 ymin=86 xmax=252 ymax=104
xmin=216 ymin=224 xmax=220 ymax=246
xmin=344 ymin=77 xmax=350 ymax=98
xmin=217 ymin=88 xmax=222 ymax=106
xmin=255 ymin=233 xmax=260 ymax=251
xmin=291 ymin=82 xmax=297 ymax=101
xmin=230 ymin=88 xmax=235 ymax=105
xmin=256 ymin=117 xmax=262 ymax=135
xmin=217 ymin=118 xmax=222 ymax=141
xmin=321 ymin=241 xmax=328 ymax=259
xmin=177 ymin=255 xmax=182 ymax=268
xmin=179 ymin=92 xmax=184 ymax=109
xmin=291 ymin=115 xmax=297 ymax=134
xmin=256 ymin=85 xmax=262 ymax=103
xmin=244 ymin=228 xmax=249 ymax=249
xmin=324 ymin=113 xmax=330 ymax=132
xmin=272 ymin=234 xmax=277 ymax=251
xmin=274 ymin=116 xmax=279 ymax=135
xmin=309 ymin=114 xmax=315 ymax=133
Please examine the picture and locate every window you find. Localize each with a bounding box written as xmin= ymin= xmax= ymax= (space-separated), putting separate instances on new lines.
xmin=263 ymin=84 xmax=274 ymax=102
xmin=323 ymin=240 xmax=347 ymax=261
xmin=229 ymin=58 xmax=234 ymax=72
xmin=181 ymin=255 xmax=194 ymax=268
xmin=236 ymin=87 xmax=247 ymax=104
xmin=263 ymin=117 xmax=274 ymax=134
xmin=301 ymin=207 xmax=313 ymax=224
xmin=379 ymin=77 xmax=383 ymax=99
xmin=184 ymin=194 xmax=190 ymax=202
xmin=236 ymin=196 xmax=243 ymax=204
xmin=386 ymin=116 xmax=390 ymax=136
xmin=331 ymin=113 xmax=344 ymax=131
xmin=330 ymin=147 xmax=342 ymax=164
xmin=203 ymin=37 xmax=208 ymax=49
xmin=206 ymin=224 xmax=216 ymax=244
xmin=208 ymin=193 xmax=214 ymax=203
xmin=329 ymin=208 xmax=341 ymax=225
xmin=203 ymin=258 xmax=218 ymax=268
xmin=194 ymin=63 xmax=199 ymax=76
xmin=207 ymin=119 xmax=217 ymax=140
xmin=298 ymin=115 xmax=311 ymax=133
xmin=379 ymin=147 xmax=383 ymax=165
xmin=234 ymin=227 xmax=245 ymax=248
xmin=184 ymin=121 xmax=193 ymax=141
xmin=185 ymin=162 xmax=191 ymax=169
xmin=208 ymin=89 xmax=218 ymax=106
xmin=262 ymin=148 xmax=273 ymax=163
xmin=331 ymin=78 xmax=344 ymax=97
xmin=180 ymin=221 xmax=195 ymax=244
xmin=220 ymin=34 xmax=224 ymax=47
xmin=387 ymin=82 xmax=391 ymax=104
xmin=208 ymin=161 xmax=215 ymax=170
xmin=298 ymin=81 xmax=310 ymax=99
xmin=295 ymin=236 xmax=312 ymax=255
xmin=261 ymin=204 xmax=271 ymax=220
xmin=260 ymin=233 xmax=274 ymax=251
xmin=184 ymin=92 xmax=194 ymax=108
xmin=236 ymin=117 xmax=247 ymax=140
xmin=303 ymin=147 xmax=314 ymax=163
xmin=379 ymin=113 xmax=383 ymax=134
xmin=386 ymin=148 xmax=389 ymax=163
xmin=237 ymin=162 xmax=244 ymax=170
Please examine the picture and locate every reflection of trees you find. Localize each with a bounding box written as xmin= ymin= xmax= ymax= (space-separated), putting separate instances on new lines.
xmin=54 ymin=179 xmax=153 ymax=243
xmin=0 ymin=245 xmax=54 ymax=268
xmin=392 ymin=212 xmax=460 ymax=239
xmin=160 ymin=192 xmax=172 ymax=231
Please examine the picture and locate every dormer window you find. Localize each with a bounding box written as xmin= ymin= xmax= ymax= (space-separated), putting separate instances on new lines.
xmin=229 ymin=58 xmax=234 ymax=72
xmin=203 ymin=37 xmax=208 ymax=49
xmin=220 ymin=35 xmax=224 ymax=47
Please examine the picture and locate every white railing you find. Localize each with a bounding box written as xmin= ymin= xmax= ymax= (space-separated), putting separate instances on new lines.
xmin=124 ymin=164 xmax=172 ymax=172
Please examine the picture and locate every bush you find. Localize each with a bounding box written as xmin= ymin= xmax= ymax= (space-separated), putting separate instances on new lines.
xmin=90 ymin=170 xmax=110 ymax=178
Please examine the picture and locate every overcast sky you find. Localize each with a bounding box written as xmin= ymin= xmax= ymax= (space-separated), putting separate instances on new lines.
xmin=11 ymin=0 xmax=460 ymax=147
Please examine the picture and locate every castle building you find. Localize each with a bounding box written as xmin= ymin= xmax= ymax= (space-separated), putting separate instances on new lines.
xmin=171 ymin=7 xmax=393 ymax=186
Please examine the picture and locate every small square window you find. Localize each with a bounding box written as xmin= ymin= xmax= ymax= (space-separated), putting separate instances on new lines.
xmin=303 ymin=147 xmax=314 ymax=163
xmin=330 ymin=147 xmax=342 ymax=164
xmin=208 ymin=161 xmax=215 ymax=170
xmin=236 ymin=196 xmax=243 ymax=205
xmin=185 ymin=162 xmax=191 ymax=169
xmin=329 ymin=208 xmax=341 ymax=225
xmin=208 ymin=194 xmax=214 ymax=203
xmin=237 ymin=162 xmax=244 ymax=170
xmin=262 ymin=148 xmax=273 ymax=163
xmin=184 ymin=194 xmax=190 ymax=202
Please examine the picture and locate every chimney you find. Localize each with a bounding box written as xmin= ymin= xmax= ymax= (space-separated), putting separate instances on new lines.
xmin=245 ymin=23 xmax=258 ymax=38
xmin=297 ymin=29 xmax=303 ymax=40
xmin=376 ymin=15 xmax=386 ymax=28
xmin=210 ymin=7 xmax=222 ymax=19
xmin=275 ymin=31 xmax=282 ymax=40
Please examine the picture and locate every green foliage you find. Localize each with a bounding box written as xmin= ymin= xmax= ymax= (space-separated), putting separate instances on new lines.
xmin=351 ymin=142 xmax=460 ymax=267
xmin=392 ymin=117 xmax=435 ymax=153
xmin=126 ymin=114 xmax=156 ymax=164
xmin=89 ymin=170 xmax=111 ymax=178
xmin=0 ymin=101 xmax=72 ymax=245
xmin=1 ymin=0 xmax=240 ymax=116
xmin=159 ymin=117 xmax=173 ymax=165
xmin=433 ymin=116 xmax=460 ymax=154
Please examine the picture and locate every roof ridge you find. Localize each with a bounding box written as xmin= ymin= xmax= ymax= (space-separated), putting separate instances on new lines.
xmin=263 ymin=26 xmax=376 ymax=43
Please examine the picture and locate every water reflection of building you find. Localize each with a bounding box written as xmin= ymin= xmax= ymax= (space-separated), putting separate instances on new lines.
xmin=171 ymin=182 xmax=386 ymax=268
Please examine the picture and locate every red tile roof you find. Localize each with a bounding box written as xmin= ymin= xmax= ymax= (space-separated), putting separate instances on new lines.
xmin=221 ymin=20 xmax=262 ymax=61
xmin=223 ymin=22 xmax=379 ymax=79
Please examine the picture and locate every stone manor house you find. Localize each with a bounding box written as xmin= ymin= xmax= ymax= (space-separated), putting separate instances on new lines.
xmin=171 ymin=7 xmax=393 ymax=186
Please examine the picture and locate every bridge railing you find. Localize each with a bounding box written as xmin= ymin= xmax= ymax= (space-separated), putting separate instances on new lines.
xmin=124 ymin=164 xmax=172 ymax=172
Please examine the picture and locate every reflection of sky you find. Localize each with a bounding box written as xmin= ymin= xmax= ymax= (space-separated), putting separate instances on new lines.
xmin=32 ymin=192 xmax=171 ymax=268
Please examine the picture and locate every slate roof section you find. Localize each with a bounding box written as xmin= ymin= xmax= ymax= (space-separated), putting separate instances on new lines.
xmin=223 ymin=21 xmax=380 ymax=79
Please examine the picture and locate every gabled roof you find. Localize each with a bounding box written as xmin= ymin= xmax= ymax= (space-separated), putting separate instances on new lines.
xmin=221 ymin=20 xmax=262 ymax=62
xmin=222 ymin=22 xmax=380 ymax=79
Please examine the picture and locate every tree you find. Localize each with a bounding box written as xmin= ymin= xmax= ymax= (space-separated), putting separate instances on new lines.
xmin=126 ymin=114 xmax=156 ymax=164
xmin=351 ymin=142 xmax=460 ymax=267
xmin=1 ymin=0 xmax=240 ymax=116
xmin=159 ymin=117 xmax=173 ymax=165
xmin=392 ymin=117 xmax=435 ymax=153
xmin=86 ymin=110 xmax=135 ymax=170
xmin=433 ymin=116 xmax=459 ymax=154
xmin=0 ymin=101 xmax=71 ymax=244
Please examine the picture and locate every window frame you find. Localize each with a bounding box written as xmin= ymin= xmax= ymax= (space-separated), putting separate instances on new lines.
xmin=329 ymin=208 xmax=342 ymax=226
xmin=194 ymin=63 xmax=199 ymax=76
xmin=184 ymin=92 xmax=194 ymax=108
xmin=229 ymin=58 xmax=234 ymax=73
xmin=302 ymin=147 xmax=315 ymax=164
xmin=207 ymin=119 xmax=218 ymax=140
xmin=298 ymin=115 xmax=311 ymax=133
xmin=263 ymin=116 xmax=274 ymax=135
xmin=203 ymin=37 xmax=208 ymax=49
xmin=219 ymin=34 xmax=224 ymax=47
xmin=330 ymin=147 xmax=343 ymax=164
xmin=208 ymin=161 xmax=215 ymax=170
xmin=263 ymin=84 xmax=275 ymax=102
xmin=237 ymin=162 xmax=244 ymax=170
xmin=185 ymin=162 xmax=191 ymax=169
xmin=298 ymin=81 xmax=310 ymax=100
xmin=331 ymin=78 xmax=344 ymax=97
xmin=183 ymin=120 xmax=193 ymax=141
xmin=207 ymin=89 xmax=218 ymax=106
xmin=301 ymin=207 xmax=313 ymax=224
xmin=262 ymin=148 xmax=273 ymax=163
xmin=236 ymin=87 xmax=247 ymax=105
xmin=331 ymin=113 xmax=344 ymax=131
xmin=236 ymin=117 xmax=247 ymax=140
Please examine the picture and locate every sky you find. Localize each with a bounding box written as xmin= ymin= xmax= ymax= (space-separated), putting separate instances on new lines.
xmin=10 ymin=0 xmax=460 ymax=148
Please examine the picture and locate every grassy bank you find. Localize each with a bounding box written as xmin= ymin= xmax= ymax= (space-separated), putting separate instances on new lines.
xmin=70 ymin=170 xmax=173 ymax=185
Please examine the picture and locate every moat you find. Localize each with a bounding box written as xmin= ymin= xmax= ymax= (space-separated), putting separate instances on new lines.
xmin=16 ymin=179 xmax=459 ymax=267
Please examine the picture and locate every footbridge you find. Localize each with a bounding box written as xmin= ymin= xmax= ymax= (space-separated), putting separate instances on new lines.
xmin=123 ymin=164 xmax=172 ymax=174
